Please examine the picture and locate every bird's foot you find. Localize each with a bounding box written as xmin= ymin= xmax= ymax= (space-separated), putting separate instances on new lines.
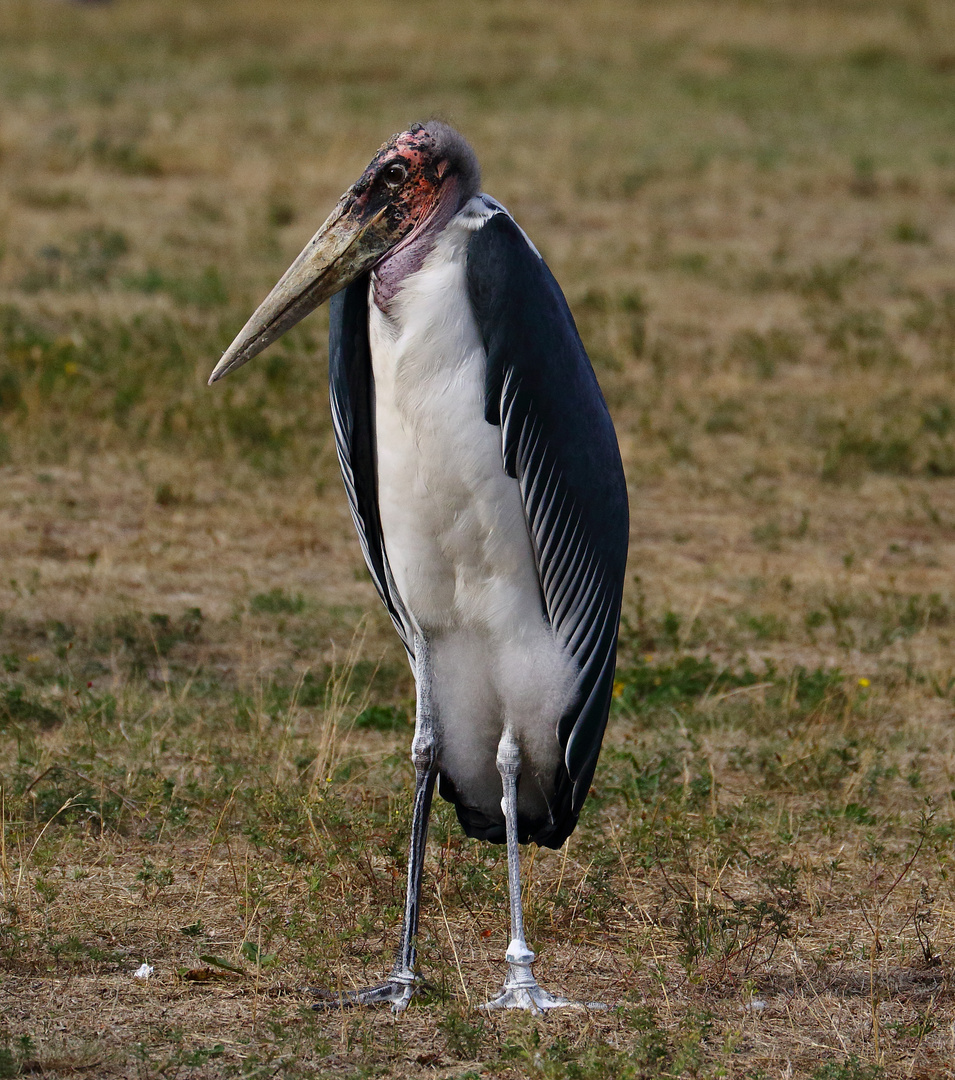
xmin=482 ymin=983 xmax=584 ymax=1013
xmin=480 ymin=958 xmax=606 ymax=1014
xmin=310 ymin=969 xmax=419 ymax=1014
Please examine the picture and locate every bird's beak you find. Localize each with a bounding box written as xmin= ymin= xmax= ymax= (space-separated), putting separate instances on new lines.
xmin=208 ymin=194 xmax=395 ymax=385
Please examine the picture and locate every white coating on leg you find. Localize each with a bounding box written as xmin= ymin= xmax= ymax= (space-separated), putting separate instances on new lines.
xmin=481 ymin=730 xmax=604 ymax=1013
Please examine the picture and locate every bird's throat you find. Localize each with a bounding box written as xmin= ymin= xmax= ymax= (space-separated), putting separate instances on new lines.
xmin=371 ymin=177 xmax=462 ymax=312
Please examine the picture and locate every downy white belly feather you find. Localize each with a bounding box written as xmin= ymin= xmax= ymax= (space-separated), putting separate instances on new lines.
xmin=368 ymin=210 xmax=574 ymax=819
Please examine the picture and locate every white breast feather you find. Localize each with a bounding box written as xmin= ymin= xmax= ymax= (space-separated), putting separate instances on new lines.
xmin=368 ymin=200 xmax=574 ymax=815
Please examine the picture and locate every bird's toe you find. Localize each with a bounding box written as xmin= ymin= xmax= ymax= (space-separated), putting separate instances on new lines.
xmin=481 ymin=983 xmax=606 ymax=1013
xmin=309 ymin=976 xmax=419 ymax=1012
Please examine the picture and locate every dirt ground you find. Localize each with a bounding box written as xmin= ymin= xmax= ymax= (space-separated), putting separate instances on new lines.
xmin=3 ymin=1 xmax=955 ymax=1076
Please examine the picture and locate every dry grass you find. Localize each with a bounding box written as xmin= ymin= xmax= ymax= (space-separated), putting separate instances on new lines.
xmin=2 ymin=0 xmax=955 ymax=1076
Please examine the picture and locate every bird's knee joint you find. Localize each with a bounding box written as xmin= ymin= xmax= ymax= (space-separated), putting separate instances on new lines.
xmin=411 ymin=734 xmax=436 ymax=774
xmin=496 ymin=730 xmax=521 ymax=776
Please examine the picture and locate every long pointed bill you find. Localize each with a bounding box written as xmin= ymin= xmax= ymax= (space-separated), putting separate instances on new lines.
xmin=208 ymin=197 xmax=397 ymax=385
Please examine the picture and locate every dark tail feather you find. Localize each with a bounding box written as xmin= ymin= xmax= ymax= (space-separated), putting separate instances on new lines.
xmin=437 ymin=770 xmax=578 ymax=850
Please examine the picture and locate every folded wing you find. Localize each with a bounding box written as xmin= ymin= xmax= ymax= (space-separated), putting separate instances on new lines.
xmin=467 ymin=210 xmax=629 ymax=847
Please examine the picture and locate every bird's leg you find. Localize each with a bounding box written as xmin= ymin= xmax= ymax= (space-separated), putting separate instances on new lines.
xmin=387 ymin=639 xmax=438 ymax=998
xmin=481 ymin=730 xmax=600 ymax=1013
xmin=313 ymin=633 xmax=437 ymax=1014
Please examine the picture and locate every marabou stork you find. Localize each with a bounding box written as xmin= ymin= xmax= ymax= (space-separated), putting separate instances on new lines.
xmin=209 ymin=122 xmax=629 ymax=1012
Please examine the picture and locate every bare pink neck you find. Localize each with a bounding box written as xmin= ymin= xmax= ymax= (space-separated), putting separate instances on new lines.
xmin=371 ymin=178 xmax=461 ymax=312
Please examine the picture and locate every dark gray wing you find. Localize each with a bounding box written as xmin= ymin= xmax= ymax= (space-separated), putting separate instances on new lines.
xmin=328 ymin=279 xmax=414 ymax=658
xmin=467 ymin=209 xmax=629 ymax=848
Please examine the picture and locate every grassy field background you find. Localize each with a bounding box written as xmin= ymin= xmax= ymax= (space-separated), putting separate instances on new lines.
xmin=2 ymin=0 xmax=955 ymax=1075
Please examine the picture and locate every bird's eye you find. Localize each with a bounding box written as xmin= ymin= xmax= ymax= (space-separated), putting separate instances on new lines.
xmin=382 ymin=162 xmax=408 ymax=188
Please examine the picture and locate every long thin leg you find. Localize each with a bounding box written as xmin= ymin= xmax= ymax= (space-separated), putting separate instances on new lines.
xmin=482 ymin=729 xmax=600 ymax=1013
xmin=389 ymin=633 xmax=438 ymax=994
xmin=314 ymin=633 xmax=437 ymax=1013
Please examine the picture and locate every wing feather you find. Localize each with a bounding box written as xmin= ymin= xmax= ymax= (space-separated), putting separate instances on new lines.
xmin=466 ymin=210 xmax=629 ymax=848
xmin=328 ymin=280 xmax=415 ymax=658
